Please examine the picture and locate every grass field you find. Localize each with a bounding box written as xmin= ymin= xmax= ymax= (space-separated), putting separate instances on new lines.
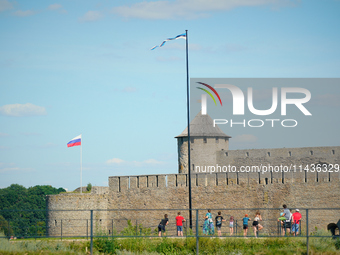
xmin=1 ymin=231 xmax=340 ymax=255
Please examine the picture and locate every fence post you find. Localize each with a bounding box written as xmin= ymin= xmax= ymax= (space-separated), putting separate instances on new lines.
xmin=235 ymin=220 xmax=237 ymax=235
xmin=61 ymin=219 xmax=62 ymax=241
xmin=90 ymin=210 xmax=93 ymax=255
xmin=306 ymin=209 xmax=309 ymax=255
xmin=86 ymin=219 xmax=88 ymax=239
xmin=196 ymin=209 xmax=199 ymax=255
xmin=136 ymin=219 xmax=138 ymax=236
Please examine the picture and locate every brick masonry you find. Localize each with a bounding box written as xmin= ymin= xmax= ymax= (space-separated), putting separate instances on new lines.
xmin=46 ymin=146 xmax=340 ymax=237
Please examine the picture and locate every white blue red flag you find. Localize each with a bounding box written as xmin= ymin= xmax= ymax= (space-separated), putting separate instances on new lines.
xmin=151 ymin=33 xmax=186 ymax=50
xmin=67 ymin=135 xmax=81 ymax=147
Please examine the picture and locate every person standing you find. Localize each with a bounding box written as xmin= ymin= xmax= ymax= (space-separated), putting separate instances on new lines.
xmin=243 ymin=214 xmax=251 ymax=237
xmin=252 ymin=211 xmax=263 ymax=238
xmin=203 ymin=209 xmax=214 ymax=235
xmin=215 ymin=211 xmax=226 ymax=237
xmin=282 ymin=205 xmax=291 ymax=235
xmin=278 ymin=212 xmax=287 ymax=236
xmin=158 ymin=214 xmax=169 ymax=237
xmin=175 ymin=212 xmax=186 ymax=237
xmin=292 ymin=209 xmax=302 ymax=236
xmin=229 ymin=216 xmax=234 ymax=236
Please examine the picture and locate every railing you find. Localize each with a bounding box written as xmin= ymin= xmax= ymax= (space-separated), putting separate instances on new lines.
xmin=1 ymin=208 xmax=339 ymax=255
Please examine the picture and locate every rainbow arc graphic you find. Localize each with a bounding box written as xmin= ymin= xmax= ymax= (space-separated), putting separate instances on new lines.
xmin=196 ymin=82 xmax=223 ymax=106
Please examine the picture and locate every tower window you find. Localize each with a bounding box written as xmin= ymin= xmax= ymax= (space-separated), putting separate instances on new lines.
xmin=267 ymin=152 xmax=271 ymax=157
xmin=203 ymin=138 xmax=207 ymax=143
xmin=310 ymin=150 xmax=313 ymax=156
xmin=332 ymin=150 xmax=335 ymax=155
xmin=216 ymin=138 xmax=219 ymax=143
xmin=246 ymin=152 xmax=249 ymax=157
xmin=289 ymin=151 xmax=292 ymax=157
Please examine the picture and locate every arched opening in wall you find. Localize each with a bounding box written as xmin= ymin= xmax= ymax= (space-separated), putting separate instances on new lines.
xmin=55 ymin=220 xmax=57 ymax=226
xmin=289 ymin=151 xmax=292 ymax=157
xmin=267 ymin=152 xmax=271 ymax=157
xmin=225 ymin=152 xmax=228 ymax=156
xmin=203 ymin=138 xmax=207 ymax=143
xmin=246 ymin=152 xmax=249 ymax=157
xmin=137 ymin=176 xmax=140 ymax=188
xmin=310 ymin=150 xmax=313 ymax=155
xmin=216 ymin=138 xmax=219 ymax=143
xmin=265 ymin=178 xmax=268 ymax=185
xmin=332 ymin=150 xmax=335 ymax=155
xmin=109 ymin=230 xmax=111 ymax=235
xmin=196 ymin=173 xmax=198 ymax=186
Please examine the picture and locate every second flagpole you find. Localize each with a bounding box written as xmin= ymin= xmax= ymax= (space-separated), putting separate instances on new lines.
xmin=80 ymin=134 xmax=82 ymax=194
xmin=185 ymin=30 xmax=193 ymax=229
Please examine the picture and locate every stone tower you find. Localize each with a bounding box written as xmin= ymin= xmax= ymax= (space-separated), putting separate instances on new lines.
xmin=175 ymin=111 xmax=231 ymax=174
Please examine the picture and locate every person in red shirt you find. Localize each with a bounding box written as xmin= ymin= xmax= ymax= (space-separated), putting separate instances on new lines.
xmin=175 ymin=212 xmax=186 ymax=236
xmin=292 ymin=209 xmax=302 ymax=236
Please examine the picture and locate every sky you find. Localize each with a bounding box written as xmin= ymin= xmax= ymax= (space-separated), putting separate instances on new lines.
xmin=0 ymin=0 xmax=339 ymax=191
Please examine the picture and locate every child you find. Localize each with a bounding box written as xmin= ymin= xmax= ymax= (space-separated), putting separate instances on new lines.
xmin=158 ymin=214 xmax=169 ymax=237
xmin=243 ymin=214 xmax=251 ymax=237
xmin=215 ymin=211 xmax=226 ymax=237
xmin=229 ymin=216 xmax=234 ymax=236
xmin=175 ymin=212 xmax=185 ymax=237
xmin=278 ymin=212 xmax=286 ymax=236
xmin=252 ymin=211 xmax=263 ymax=238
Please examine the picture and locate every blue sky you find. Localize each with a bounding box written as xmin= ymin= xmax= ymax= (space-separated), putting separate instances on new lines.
xmin=0 ymin=0 xmax=339 ymax=190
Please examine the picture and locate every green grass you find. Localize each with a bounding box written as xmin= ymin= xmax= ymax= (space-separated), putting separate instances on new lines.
xmin=1 ymin=231 xmax=340 ymax=255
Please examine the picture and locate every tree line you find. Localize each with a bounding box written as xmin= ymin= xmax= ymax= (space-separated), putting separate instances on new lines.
xmin=0 ymin=184 xmax=66 ymax=237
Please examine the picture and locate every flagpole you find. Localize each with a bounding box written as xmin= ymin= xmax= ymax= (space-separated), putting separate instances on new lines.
xmin=80 ymin=134 xmax=82 ymax=194
xmin=185 ymin=30 xmax=193 ymax=229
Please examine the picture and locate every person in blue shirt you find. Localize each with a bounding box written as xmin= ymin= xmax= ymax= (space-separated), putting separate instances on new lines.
xmin=243 ymin=214 xmax=251 ymax=237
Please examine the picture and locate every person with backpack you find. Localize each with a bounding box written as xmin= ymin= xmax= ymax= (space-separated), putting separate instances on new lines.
xmin=215 ymin=211 xmax=226 ymax=237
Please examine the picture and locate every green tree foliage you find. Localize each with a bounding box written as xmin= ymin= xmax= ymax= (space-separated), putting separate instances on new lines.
xmin=0 ymin=184 xmax=66 ymax=237
xmin=86 ymin=183 xmax=92 ymax=192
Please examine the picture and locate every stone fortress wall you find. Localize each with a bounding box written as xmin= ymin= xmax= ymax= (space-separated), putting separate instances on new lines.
xmin=47 ymin=146 xmax=340 ymax=237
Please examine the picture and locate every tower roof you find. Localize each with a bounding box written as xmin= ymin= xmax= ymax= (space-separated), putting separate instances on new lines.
xmin=175 ymin=111 xmax=231 ymax=138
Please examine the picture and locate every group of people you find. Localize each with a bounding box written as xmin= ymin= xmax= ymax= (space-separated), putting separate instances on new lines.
xmin=158 ymin=212 xmax=186 ymax=237
xmin=242 ymin=211 xmax=263 ymax=238
xmin=157 ymin=205 xmax=302 ymax=237
xmin=203 ymin=210 xmax=235 ymax=237
xmin=277 ymin=204 xmax=302 ymax=236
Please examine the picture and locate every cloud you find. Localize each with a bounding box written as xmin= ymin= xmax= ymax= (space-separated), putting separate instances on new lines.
xmin=13 ymin=10 xmax=37 ymax=17
xmin=233 ymin=134 xmax=258 ymax=143
xmin=122 ymin=87 xmax=137 ymax=93
xmin=106 ymin=158 xmax=165 ymax=167
xmin=310 ymin=94 xmax=340 ymax=107
xmin=0 ymin=163 xmax=33 ymax=173
xmin=48 ymin=4 xmax=67 ymax=13
xmin=0 ymin=103 xmax=47 ymax=117
xmin=106 ymin=158 xmax=125 ymax=164
xmin=48 ymin=4 xmax=62 ymax=10
xmin=0 ymin=0 xmax=12 ymax=12
xmin=79 ymin=10 xmax=103 ymax=22
xmin=112 ymin=0 xmax=297 ymax=20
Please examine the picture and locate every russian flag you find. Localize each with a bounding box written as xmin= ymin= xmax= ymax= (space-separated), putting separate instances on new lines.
xmin=67 ymin=135 xmax=81 ymax=147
